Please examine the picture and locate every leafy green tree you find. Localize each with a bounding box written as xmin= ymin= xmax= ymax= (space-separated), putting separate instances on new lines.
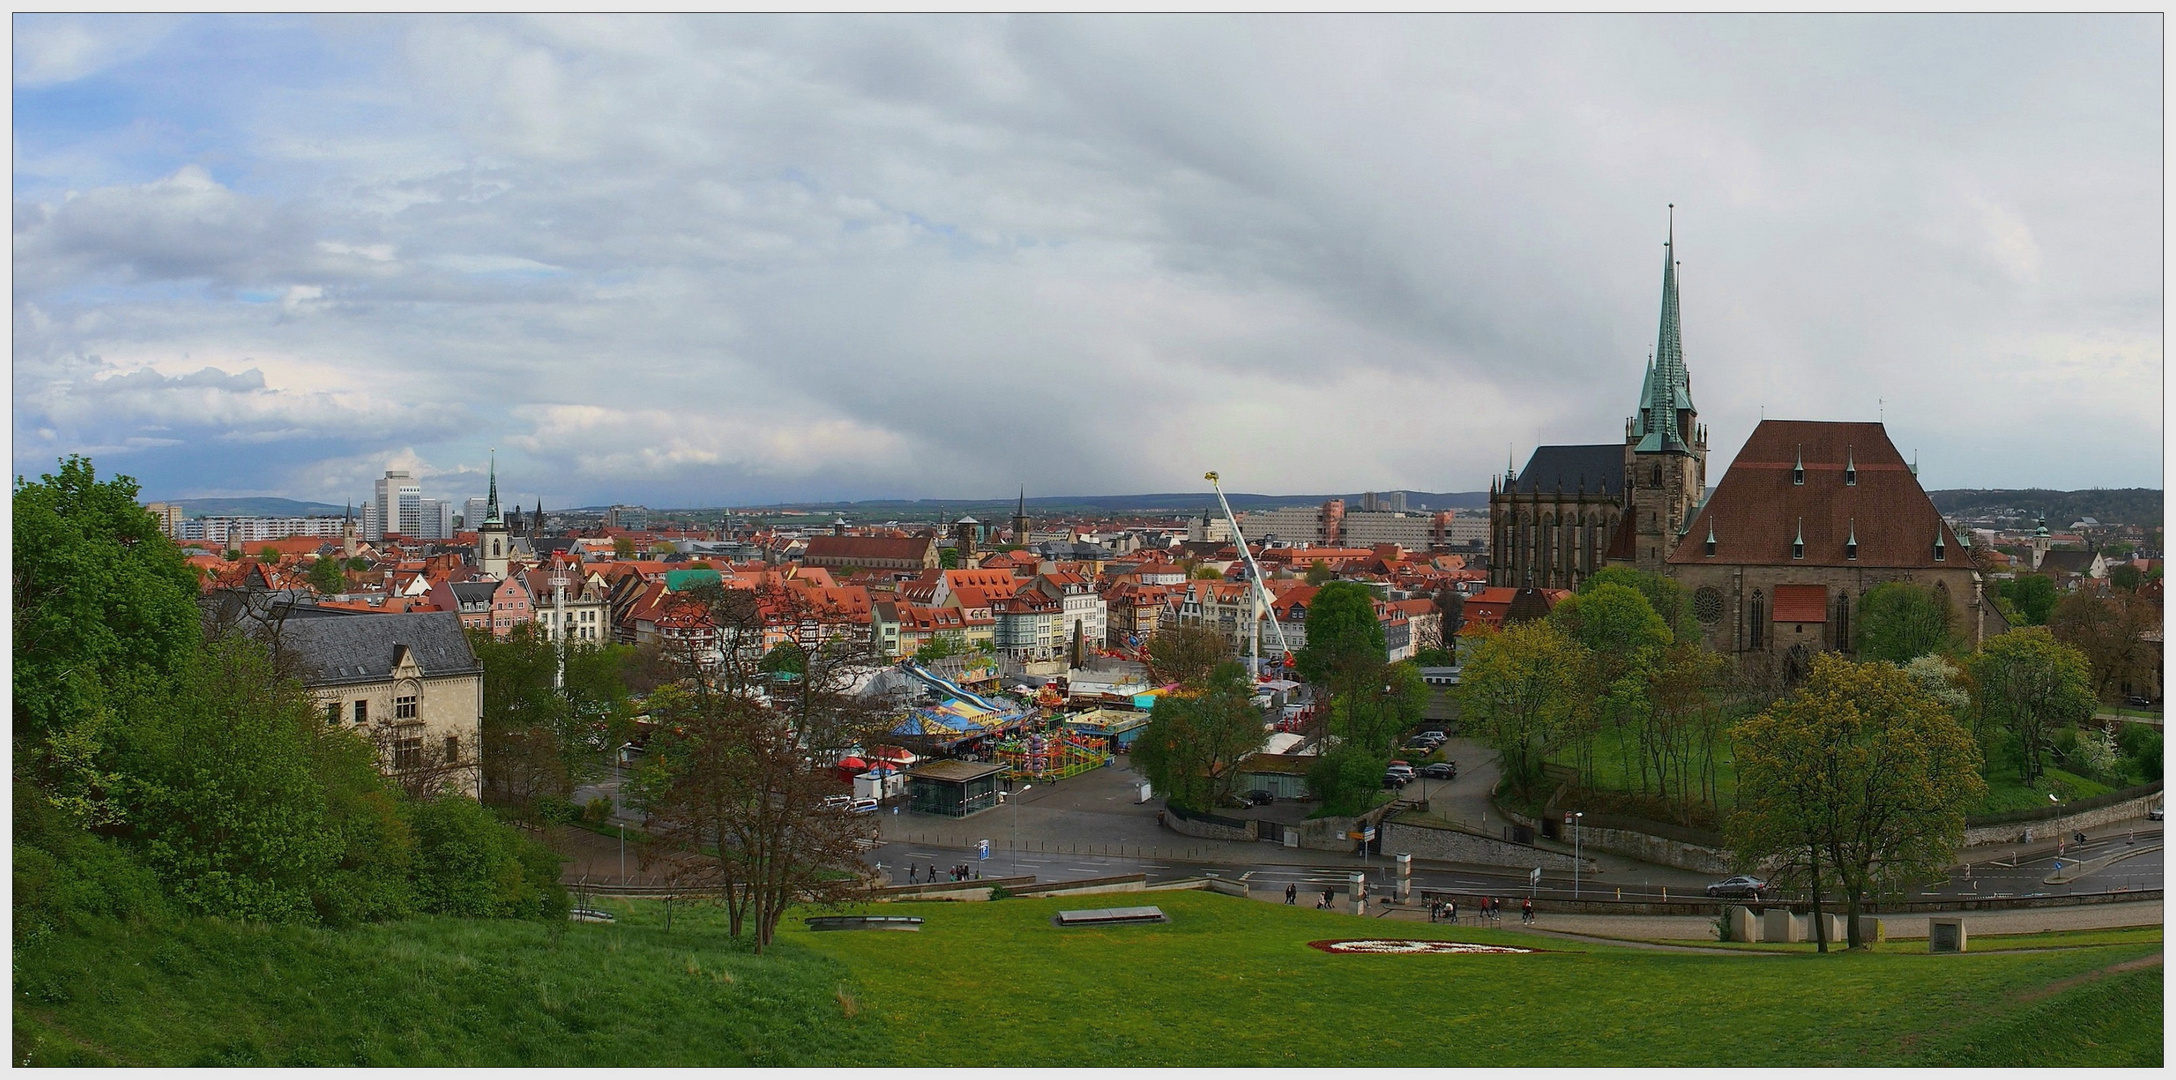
xmin=1305 ymin=560 xmax=1334 ymax=586
xmin=259 ymin=545 xmax=282 ymax=563
xmin=1293 ymin=581 xmax=1385 ymax=690
xmin=405 ymin=795 xmax=566 ymax=919
xmin=914 ymin=633 xmax=967 ymax=663
xmin=346 ymin=556 xmax=370 ymax=572
xmin=1306 ymin=743 xmax=1389 ymax=817
xmin=939 ymin=547 xmax=961 ymax=569
xmin=13 ymin=457 xmax=203 ymax=773
xmin=760 ymin=642 xmax=807 ymax=678
xmin=1144 ymin=624 xmax=1233 ymax=687
xmin=1191 ymin=565 xmax=1224 ymax=580
xmin=1132 ymin=663 xmax=1268 ymax=810
xmin=472 ymin=625 xmax=636 ymax=814
xmin=2109 ymin=563 xmax=2144 ymax=591
xmin=1998 ymin=574 xmax=2059 ymax=625
xmin=1456 ymin=620 xmax=1584 ymax=796
xmin=1730 ymin=654 xmax=1984 ymax=950
xmin=307 ymin=556 xmax=347 ymax=595
xmin=1410 ymin=646 xmax=1456 ymax=668
xmin=1580 ymin=567 xmax=1695 ymax=640
xmin=1852 ymin=582 xmax=1956 ymax=662
xmin=1968 ymin=628 xmax=2096 ymax=785
xmin=1546 ymin=583 xmax=1669 ymax=787
xmin=612 ymin=536 xmax=636 ymax=559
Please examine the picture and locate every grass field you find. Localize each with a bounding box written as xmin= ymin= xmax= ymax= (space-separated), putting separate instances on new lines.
xmin=15 ymin=892 xmax=2162 ymax=1067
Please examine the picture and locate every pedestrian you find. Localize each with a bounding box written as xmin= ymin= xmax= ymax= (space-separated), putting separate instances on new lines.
xmin=1285 ymin=883 xmax=1297 ymax=905
xmin=909 ymin=866 xmax=919 ymax=883
xmin=1447 ymin=898 xmax=1457 ymax=925
xmin=1522 ymin=897 xmax=1534 ymax=925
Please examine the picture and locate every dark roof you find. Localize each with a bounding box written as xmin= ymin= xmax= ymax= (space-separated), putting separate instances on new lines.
xmin=2038 ymin=550 xmax=2099 ymax=575
xmin=906 ymin=759 xmax=1005 ymax=783
xmin=278 ymin=611 xmax=481 ymax=686
xmin=448 ymin=581 xmax=497 ymax=604
xmin=1669 ymin=420 xmax=1961 ymax=569
xmin=1512 ymin=445 xmax=1625 ymax=496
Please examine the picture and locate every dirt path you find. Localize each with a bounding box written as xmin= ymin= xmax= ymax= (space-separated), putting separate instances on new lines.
xmin=2016 ymin=952 xmax=2162 ymax=1003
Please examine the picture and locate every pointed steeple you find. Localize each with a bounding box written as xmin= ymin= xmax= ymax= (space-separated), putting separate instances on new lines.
xmin=1631 ymin=205 xmax=1696 ymax=452
xmin=484 ymin=451 xmax=502 ymax=526
xmin=1017 ymin=485 xmax=1026 ymax=518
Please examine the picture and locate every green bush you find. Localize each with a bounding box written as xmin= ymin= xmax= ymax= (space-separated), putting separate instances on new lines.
xmin=406 ymin=797 xmax=568 ymax=920
xmin=582 ymin=797 xmax=613 ymax=826
xmin=1307 ymin=745 xmax=1389 ymax=817
xmin=14 ymin=779 xmax=169 ymax=938
xmin=534 ymin=795 xmax=581 ymax=824
xmin=2116 ymin=724 xmax=2162 ymax=782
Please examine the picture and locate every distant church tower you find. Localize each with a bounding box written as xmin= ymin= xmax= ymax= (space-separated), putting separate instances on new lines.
xmin=1012 ymin=487 xmax=1031 ymax=546
xmin=477 ymin=452 xmax=511 ymax=579
xmin=1622 ymin=206 xmax=1708 ymax=573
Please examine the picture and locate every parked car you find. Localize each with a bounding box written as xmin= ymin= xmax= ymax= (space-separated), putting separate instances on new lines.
xmin=1381 ymin=774 xmax=1409 ymax=790
xmin=1419 ymin=762 xmax=1457 ymax=780
xmin=822 ymin=794 xmax=854 ymax=809
xmin=851 ymin=798 xmax=881 ymax=814
xmin=2128 ymin=696 xmax=2156 ymax=708
xmin=1385 ymin=766 xmax=1416 ymax=781
xmin=1243 ymin=789 xmax=1276 ymax=806
xmin=2150 ymin=805 xmax=2165 ymax=822
xmin=1705 ymin=875 xmax=1768 ymax=899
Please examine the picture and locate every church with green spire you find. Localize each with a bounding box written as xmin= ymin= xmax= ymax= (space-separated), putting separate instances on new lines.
xmin=1489 ymin=210 xmax=1707 ymax=588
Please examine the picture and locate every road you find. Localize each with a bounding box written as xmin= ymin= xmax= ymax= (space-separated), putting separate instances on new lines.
xmin=870 ymin=823 xmax=2163 ymax=903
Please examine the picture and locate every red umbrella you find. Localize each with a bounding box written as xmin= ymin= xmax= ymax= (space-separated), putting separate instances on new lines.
xmin=837 ymin=756 xmax=869 ymax=772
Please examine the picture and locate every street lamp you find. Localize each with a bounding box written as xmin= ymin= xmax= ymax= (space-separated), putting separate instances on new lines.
xmin=1011 ymin=783 xmax=1033 ymax=877
xmin=1573 ymin=812 xmax=1584 ymax=900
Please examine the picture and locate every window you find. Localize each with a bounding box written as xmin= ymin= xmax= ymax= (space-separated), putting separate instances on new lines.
xmin=1693 ymin=587 xmax=1724 ymax=625
xmin=1934 ymin=534 xmax=1946 ymax=561
xmin=395 ymin=694 xmax=418 ymax=720
xmin=1845 ymin=538 xmax=1858 ymax=561
xmin=1650 ymin=463 xmax=1662 ymax=487
xmin=393 ymin=738 xmax=424 ymax=771
xmin=444 ymin=736 xmax=460 ymax=765
xmin=354 ymin=700 xmax=369 ymax=724
xmin=326 ymin=702 xmax=341 ymax=726
xmin=1749 ymin=593 xmax=1765 ymax=649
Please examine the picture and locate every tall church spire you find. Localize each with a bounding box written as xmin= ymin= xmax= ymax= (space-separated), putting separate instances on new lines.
xmin=484 ymin=450 xmax=502 ymax=526
xmin=1631 ymin=205 xmax=1696 ymax=453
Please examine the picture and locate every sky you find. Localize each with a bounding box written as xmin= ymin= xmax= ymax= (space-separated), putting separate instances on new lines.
xmin=12 ymin=14 xmax=2163 ymax=510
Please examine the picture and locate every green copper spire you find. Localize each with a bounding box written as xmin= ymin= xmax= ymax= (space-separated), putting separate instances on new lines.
xmin=1632 ymin=205 xmax=1696 ymax=453
xmin=485 ymin=450 xmax=502 ymax=526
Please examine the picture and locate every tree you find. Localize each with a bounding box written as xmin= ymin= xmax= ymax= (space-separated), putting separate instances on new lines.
xmin=1456 ymin=620 xmax=1583 ymax=796
xmin=940 ymin=547 xmax=961 ymax=569
xmin=259 ymin=545 xmax=282 ymax=563
xmin=1580 ymin=567 xmax=1695 ymax=641
xmin=472 ymin=625 xmax=637 ymax=815
xmin=1191 ymin=565 xmax=1224 ymax=580
xmin=2048 ymin=590 xmax=2156 ymax=704
xmin=1433 ymin=589 xmax=1466 ymax=651
xmin=346 ymin=556 xmax=370 ymax=572
xmin=1305 ymin=560 xmax=1334 ymax=586
xmin=1546 ymin=584 xmax=1669 ymax=789
xmin=1293 ymin=581 xmax=1385 ymax=690
xmin=1852 ymin=582 xmax=1956 ymax=662
xmin=1132 ymin=663 xmax=1268 ymax=810
xmin=914 ymin=633 xmax=967 ymax=663
xmin=1968 ymin=628 xmax=2096 ymax=785
xmin=628 ymin=691 xmax=876 ymax=952
xmin=1144 ymin=625 xmax=1235 ymax=686
xmin=1307 ymin=743 xmax=1389 ymax=817
xmin=612 ymin=536 xmax=637 ymax=559
xmin=760 ymin=641 xmax=808 ymax=679
xmin=1730 ymin=654 xmax=1984 ymax=950
xmin=2109 ymin=563 xmax=2144 ymax=591
xmin=307 ymin=556 xmax=347 ymax=595
xmin=1998 ymin=574 xmax=2059 ymax=625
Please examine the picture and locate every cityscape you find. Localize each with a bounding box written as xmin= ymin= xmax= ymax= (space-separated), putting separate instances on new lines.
xmin=14 ymin=13 xmax=2163 ymax=1070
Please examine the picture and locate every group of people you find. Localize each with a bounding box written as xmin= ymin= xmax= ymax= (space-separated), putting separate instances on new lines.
xmin=905 ymin=863 xmax=981 ymax=884
xmin=1425 ymin=895 xmax=1535 ymax=926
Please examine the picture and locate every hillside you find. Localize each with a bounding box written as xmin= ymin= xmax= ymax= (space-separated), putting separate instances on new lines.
xmin=1929 ymin=488 xmax=2162 ymax=528
xmin=152 ymin=497 xmax=349 ymax=518
xmin=15 ymin=892 xmax=2159 ymax=1067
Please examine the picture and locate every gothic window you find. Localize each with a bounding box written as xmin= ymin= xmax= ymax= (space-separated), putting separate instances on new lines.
xmin=1650 ymin=463 xmax=1662 ymax=487
xmin=1837 ymin=593 xmax=1853 ymax=652
xmin=395 ymin=694 xmax=418 ymax=720
xmin=1694 ymin=587 xmax=1724 ymax=625
xmin=1750 ymin=592 xmax=1765 ymax=649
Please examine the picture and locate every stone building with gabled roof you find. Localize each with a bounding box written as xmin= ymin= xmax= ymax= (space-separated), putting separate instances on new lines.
xmin=279 ymin=611 xmax=484 ymax=798
xmin=1666 ymin=418 xmax=2001 ymax=670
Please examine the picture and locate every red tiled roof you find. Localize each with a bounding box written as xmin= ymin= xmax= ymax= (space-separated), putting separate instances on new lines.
xmin=1770 ymin=584 xmax=1828 ymax=624
xmin=1670 ymin=420 xmax=1962 ymax=569
xmin=803 ymin=535 xmax=935 ymax=563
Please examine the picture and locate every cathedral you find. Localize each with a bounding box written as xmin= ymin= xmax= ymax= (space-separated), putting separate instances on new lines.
xmin=1487 ymin=212 xmax=2000 ymax=665
xmin=1490 ymin=214 xmax=1706 ymax=590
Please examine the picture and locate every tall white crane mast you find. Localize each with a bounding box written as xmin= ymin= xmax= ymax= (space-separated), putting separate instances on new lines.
xmin=1204 ymin=471 xmax=1294 ymax=676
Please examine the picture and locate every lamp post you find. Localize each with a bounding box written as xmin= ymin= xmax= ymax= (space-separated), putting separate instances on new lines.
xmin=618 ymin=822 xmax=626 ymax=885
xmin=1573 ymin=812 xmax=1584 ymax=899
xmin=1011 ymin=783 xmax=1033 ymax=877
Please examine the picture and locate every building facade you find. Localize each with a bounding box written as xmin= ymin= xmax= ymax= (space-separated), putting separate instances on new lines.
xmin=284 ymin=612 xmax=484 ymax=798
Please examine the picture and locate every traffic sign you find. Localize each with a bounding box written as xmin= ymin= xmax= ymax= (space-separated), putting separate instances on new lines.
xmin=1530 ymin=867 xmax=1542 ymax=884
xmin=977 ymin=839 xmax=990 ymax=860
xmin=1564 ymin=812 xmax=1574 ymax=825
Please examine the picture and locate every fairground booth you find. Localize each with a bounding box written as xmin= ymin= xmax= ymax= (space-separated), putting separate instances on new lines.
xmin=905 ymin=760 xmax=1005 ymax=817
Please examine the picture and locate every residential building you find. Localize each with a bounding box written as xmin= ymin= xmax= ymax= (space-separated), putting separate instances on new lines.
xmin=283 ymin=611 xmax=484 ymax=798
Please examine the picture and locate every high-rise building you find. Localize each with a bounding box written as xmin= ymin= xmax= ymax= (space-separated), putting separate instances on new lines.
xmin=464 ymin=497 xmax=490 ymax=532
xmin=372 ymin=470 xmax=421 ymax=539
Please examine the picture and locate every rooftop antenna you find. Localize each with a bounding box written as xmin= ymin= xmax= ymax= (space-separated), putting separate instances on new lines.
xmin=1878 ymin=397 xmax=1884 ymax=422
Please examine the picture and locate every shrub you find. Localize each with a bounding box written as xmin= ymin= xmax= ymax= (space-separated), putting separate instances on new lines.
xmin=582 ymin=797 xmax=613 ymax=826
xmin=14 ymin=779 xmax=169 ymax=937
xmin=406 ymin=797 xmax=568 ymax=920
xmin=2116 ymin=724 xmax=2162 ymax=782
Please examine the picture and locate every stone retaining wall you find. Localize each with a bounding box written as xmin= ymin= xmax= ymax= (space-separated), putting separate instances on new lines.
xmin=1964 ymin=789 xmax=2163 ymax=847
xmin=1382 ymin=817 xmax=1588 ymax=872
xmin=1161 ymin=807 xmax=1256 ymax=842
xmin=1499 ymin=805 xmax=1733 ymax=873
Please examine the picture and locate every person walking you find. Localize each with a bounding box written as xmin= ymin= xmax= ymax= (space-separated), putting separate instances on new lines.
xmin=1522 ymin=897 xmax=1534 ymax=925
xmin=1285 ymin=883 xmax=1297 ymax=905
xmin=1446 ymin=898 xmax=1457 ymax=925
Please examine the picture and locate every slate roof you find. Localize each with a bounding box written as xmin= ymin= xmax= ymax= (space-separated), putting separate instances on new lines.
xmin=1511 ymin=445 xmax=1626 ymax=497
xmin=1668 ymin=420 xmax=1962 ymax=569
xmin=2038 ymin=550 xmax=2100 ymax=576
xmin=278 ymin=611 xmax=482 ymax=686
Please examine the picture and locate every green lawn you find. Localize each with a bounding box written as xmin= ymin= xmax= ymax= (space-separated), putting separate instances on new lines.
xmin=17 ymin=892 xmax=2161 ymax=1067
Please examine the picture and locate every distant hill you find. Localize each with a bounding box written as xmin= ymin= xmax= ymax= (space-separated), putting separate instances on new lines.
xmin=1928 ymin=488 xmax=2162 ymax=528
xmin=158 ymin=497 xmax=349 ymax=519
xmin=631 ymin=490 xmax=1493 ymax=521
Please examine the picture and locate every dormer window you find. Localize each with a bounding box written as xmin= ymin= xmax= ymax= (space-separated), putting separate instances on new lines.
xmin=1792 ymin=446 xmax=1805 ymax=486
xmin=1933 ymin=532 xmax=1946 ymax=562
xmin=1845 ymin=520 xmax=1858 ymax=561
xmin=1704 ymin=520 xmax=1716 ymax=558
xmin=1792 ymin=518 xmax=1805 ymax=561
xmin=1843 ymin=448 xmax=1857 ymax=486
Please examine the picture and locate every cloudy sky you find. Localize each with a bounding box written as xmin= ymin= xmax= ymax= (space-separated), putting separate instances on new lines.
xmin=13 ymin=14 xmax=2162 ymax=509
